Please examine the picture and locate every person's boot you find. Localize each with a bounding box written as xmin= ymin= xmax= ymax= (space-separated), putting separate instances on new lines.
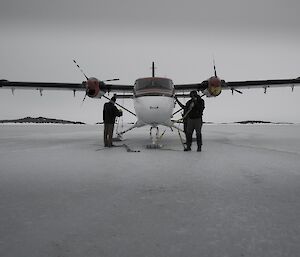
xmin=197 ymin=137 xmax=202 ymax=152
xmin=184 ymin=143 xmax=191 ymax=151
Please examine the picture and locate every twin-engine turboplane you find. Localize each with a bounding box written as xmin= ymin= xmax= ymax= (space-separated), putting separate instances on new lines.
xmin=1 ymin=61 xmax=300 ymax=147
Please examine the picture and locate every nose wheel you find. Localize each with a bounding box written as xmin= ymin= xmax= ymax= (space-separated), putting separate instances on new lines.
xmin=146 ymin=126 xmax=163 ymax=149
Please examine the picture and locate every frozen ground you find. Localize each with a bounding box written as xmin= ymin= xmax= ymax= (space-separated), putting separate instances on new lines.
xmin=0 ymin=124 xmax=300 ymax=257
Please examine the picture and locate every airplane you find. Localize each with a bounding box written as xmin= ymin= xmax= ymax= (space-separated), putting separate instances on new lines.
xmin=1 ymin=61 xmax=300 ymax=148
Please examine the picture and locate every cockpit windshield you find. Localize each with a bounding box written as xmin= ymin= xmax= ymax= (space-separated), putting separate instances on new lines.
xmin=134 ymin=78 xmax=174 ymax=97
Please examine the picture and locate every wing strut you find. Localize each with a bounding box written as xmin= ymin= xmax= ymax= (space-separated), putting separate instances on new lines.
xmin=102 ymin=95 xmax=136 ymax=116
xmin=231 ymin=88 xmax=243 ymax=95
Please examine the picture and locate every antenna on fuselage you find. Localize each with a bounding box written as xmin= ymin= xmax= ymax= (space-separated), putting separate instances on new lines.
xmin=152 ymin=62 xmax=156 ymax=77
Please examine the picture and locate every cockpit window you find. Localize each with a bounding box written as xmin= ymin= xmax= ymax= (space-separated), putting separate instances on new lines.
xmin=135 ymin=78 xmax=173 ymax=90
xmin=134 ymin=78 xmax=174 ymax=97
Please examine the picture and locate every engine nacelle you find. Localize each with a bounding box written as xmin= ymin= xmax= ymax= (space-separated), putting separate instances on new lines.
xmin=203 ymin=77 xmax=222 ymax=97
xmin=85 ymin=77 xmax=106 ymax=98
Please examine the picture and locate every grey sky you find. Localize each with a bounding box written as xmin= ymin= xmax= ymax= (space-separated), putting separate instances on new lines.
xmin=0 ymin=0 xmax=300 ymax=123
xmin=1 ymin=0 xmax=299 ymax=31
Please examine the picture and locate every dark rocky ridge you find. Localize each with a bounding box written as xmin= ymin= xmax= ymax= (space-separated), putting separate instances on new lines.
xmin=0 ymin=117 xmax=85 ymax=124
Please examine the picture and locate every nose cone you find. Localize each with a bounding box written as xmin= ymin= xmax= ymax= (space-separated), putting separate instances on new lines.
xmin=205 ymin=76 xmax=222 ymax=97
xmin=209 ymin=76 xmax=221 ymax=87
xmin=86 ymin=77 xmax=100 ymax=97
xmin=134 ymin=96 xmax=174 ymax=125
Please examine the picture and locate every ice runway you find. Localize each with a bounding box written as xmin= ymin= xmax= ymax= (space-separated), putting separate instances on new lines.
xmin=0 ymin=124 xmax=300 ymax=257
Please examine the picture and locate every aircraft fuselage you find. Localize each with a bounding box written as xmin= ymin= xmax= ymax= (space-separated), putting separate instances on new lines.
xmin=133 ymin=77 xmax=175 ymax=127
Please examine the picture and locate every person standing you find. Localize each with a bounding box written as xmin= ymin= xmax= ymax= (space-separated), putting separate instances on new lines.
xmin=184 ymin=91 xmax=205 ymax=152
xmin=103 ymin=96 xmax=122 ymax=147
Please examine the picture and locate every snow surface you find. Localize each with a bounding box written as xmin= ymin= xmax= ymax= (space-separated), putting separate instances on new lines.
xmin=0 ymin=124 xmax=300 ymax=257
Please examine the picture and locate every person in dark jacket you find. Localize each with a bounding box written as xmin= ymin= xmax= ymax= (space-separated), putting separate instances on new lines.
xmin=103 ymin=96 xmax=122 ymax=147
xmin=184 ymin=91 xmax=205 ymax=152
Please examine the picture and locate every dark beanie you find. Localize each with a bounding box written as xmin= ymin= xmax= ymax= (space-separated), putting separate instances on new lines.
xmin=190 ymin=90 xmax=197 ymax=97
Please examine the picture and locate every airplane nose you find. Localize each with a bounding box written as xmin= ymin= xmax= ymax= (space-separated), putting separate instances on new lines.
xmin=134 ymin=96 xmax=174 ymax=125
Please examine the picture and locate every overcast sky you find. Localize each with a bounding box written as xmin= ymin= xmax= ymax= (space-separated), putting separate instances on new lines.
xmin=0 ymin=0 xmax=300 ymax=124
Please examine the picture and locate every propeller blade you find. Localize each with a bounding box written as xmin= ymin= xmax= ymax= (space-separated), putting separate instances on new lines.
xmin=73 ymin=59 xmax=89 ymax=80
xmin=103 ymin=78 xmax=120 ymax=82
xmin=81 ymin=91 xmax=88 ymax=106
xmin=213 ymin=58 xmax=217 ymax=77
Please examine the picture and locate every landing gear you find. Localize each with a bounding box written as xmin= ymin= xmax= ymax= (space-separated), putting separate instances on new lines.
xmin=146 ymin=126 xmax=163 ymax=149
xmin=116 ymin=122 xmax=185 ymax=150
xmin=116 ymin=121 xmax=144 ymax=139
xmin=113 ymin=133 xmax=124 ymax=142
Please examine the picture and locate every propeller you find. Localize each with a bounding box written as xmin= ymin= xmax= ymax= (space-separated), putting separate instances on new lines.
xmin=72 ymin=59 xmax=119 ymax=105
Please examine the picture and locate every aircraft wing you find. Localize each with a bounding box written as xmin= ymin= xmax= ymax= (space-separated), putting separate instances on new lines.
xmin=223 ymin=78 xmax=300 ymax=91
xmin=0 ymin=80 xmax=86 ymax=91
xmin=174 ymin=77 xmax=300 ymax=96
xmin=174 ymin=81 xmax=207 ymax=92
xmin=103 ymin=83 xmax=134 ymax=95
xmin=0 ymin=80 xmax=134 ymax=97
